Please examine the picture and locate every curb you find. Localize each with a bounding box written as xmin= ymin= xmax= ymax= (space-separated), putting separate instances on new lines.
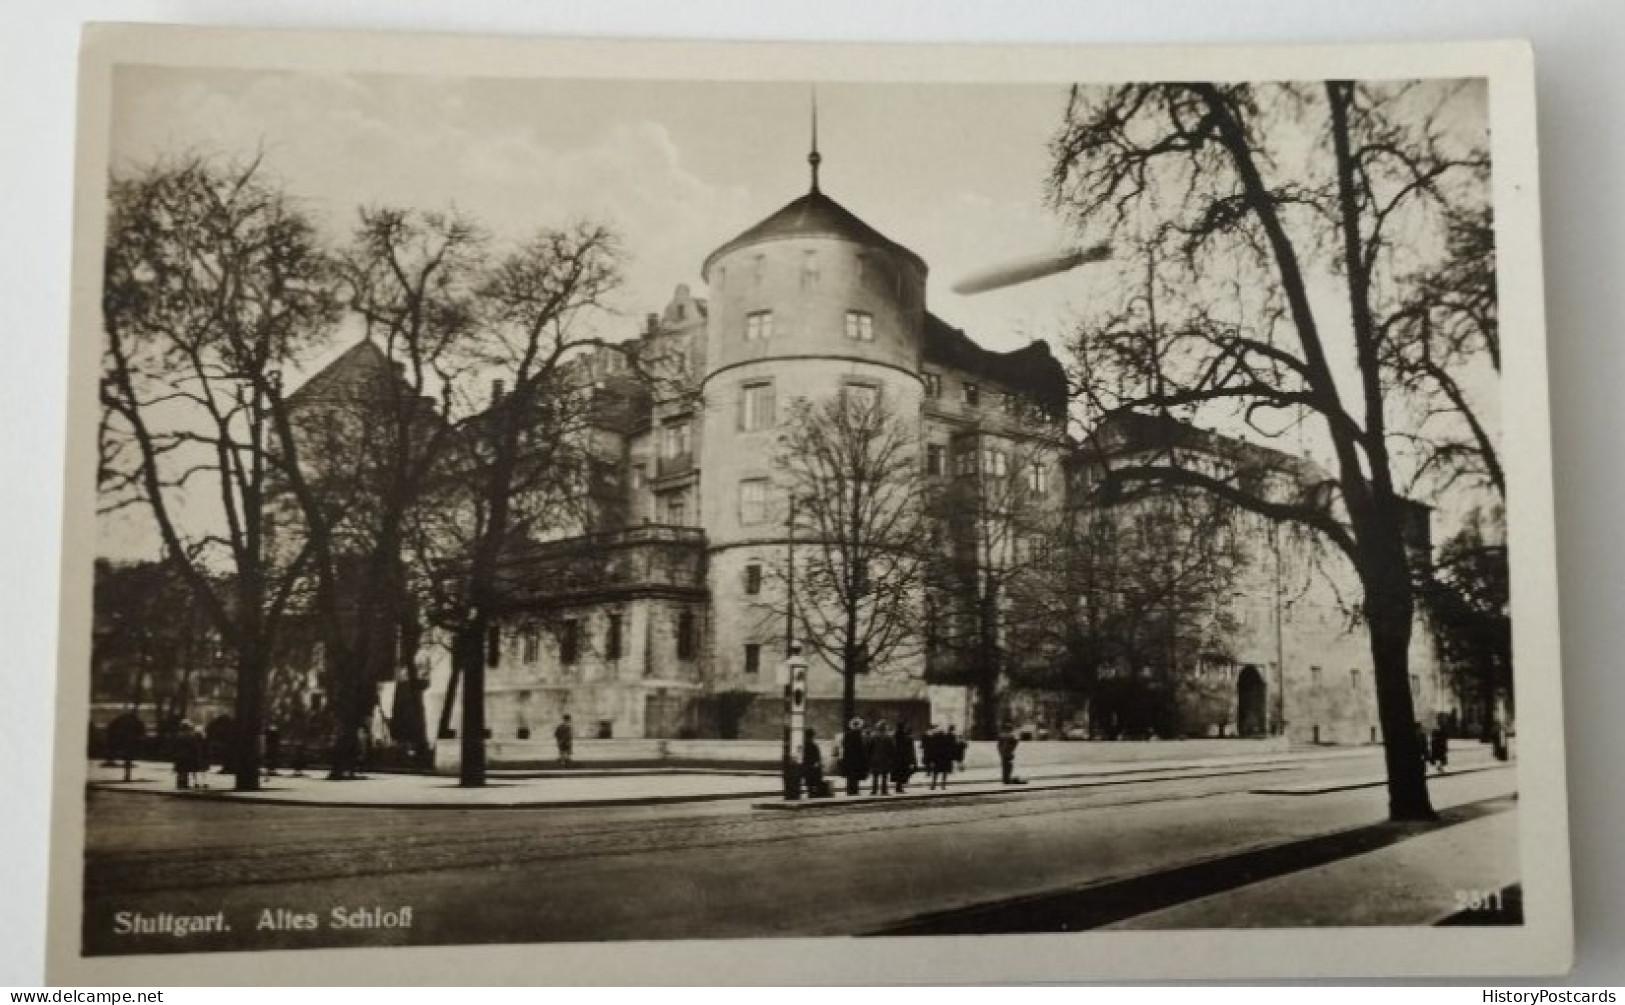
xmin=752 ymin=763 xmax=1294 ymax=811
xmin=87 ymin=782 xmax=783 ymax=811
xmin=1249 ymin=761 xmax=1511 ymax=795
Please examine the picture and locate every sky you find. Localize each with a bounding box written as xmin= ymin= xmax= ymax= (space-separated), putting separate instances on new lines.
xmin=109 ymin=68 xmax=1085 ymax=364
xmin=103 ymin=69 xmax=1498 ymax=556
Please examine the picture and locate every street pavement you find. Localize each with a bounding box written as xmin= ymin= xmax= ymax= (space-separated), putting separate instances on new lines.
xmin=77 ymin=744 xmax=1520 ymax=955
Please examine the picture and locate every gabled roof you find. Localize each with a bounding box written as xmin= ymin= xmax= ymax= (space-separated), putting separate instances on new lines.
xmin=922 ymin=313 xmax=1068 ymax=416
xmin=702 ymin=188 xmax=927 ymax=281
xmin=284 ymin=339 xmax=400 ymax=409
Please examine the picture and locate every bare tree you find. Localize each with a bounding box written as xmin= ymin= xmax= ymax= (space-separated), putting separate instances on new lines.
xmin=1385 ymin=204 xmax=1503 ymax=500
xmin=1417 ymin=505 xmax=1511 ymax=738
xmin=100 ymin=154 xmax=340 ymax=790
xmin=925 ymin=434 xmax=1065 ymax=739
xmin=404 ymin=222 xmax=625 ymax=787
xmin=268 ymin=207 xmax=484 ymax=778
xmin=772 ymin=393 xmax=929 ymax=730
xmin=1050 ymin=80 xmax=1493 ymax=819
xmin=1023 ymin=476 xmax=1247 ymax=736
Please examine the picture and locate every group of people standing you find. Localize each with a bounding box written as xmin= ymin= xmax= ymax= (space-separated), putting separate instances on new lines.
xmin=832 ymin=719 xmax=968 ymax=796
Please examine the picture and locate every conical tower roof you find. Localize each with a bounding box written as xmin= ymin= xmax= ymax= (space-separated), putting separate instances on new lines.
xmin=702 ymin=188 xmax=927 ymax=282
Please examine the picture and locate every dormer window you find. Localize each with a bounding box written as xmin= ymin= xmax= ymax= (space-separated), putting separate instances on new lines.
xmin=845 ymin=311 xmax=875 ymax=342
xmin=745 ymin=311 xmax=774 ymax=342
xmin=963 ymin=382 xmax=980 ymax=408
xmin=922 ymin=372 xmax=941 ymax=398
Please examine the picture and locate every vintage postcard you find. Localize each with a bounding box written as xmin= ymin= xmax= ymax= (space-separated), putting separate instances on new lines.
xmin=48 ymin=25 xmax=1570 ymax=983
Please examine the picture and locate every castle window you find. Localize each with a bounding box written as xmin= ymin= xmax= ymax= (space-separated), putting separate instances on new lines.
xmin=677 ymin=611 xmax=697 ymax=661
xmin=956 ymin=448 xmax=978 ymax=477
xmin=845 ymin=311 xmax=874 ymax=342
xmin=521 ymin=626 xmax=540 ymax=664
xmin=630 ymin=463 xmax=646 ymax=489
xmin=744 ymin=562 xmax=763 ymax=596
xmin=739 ymin=478 xmax=770 ymax=526
xmin=744 ymin=643 xmax=762 ymax=676
xmin=926 ymin=444 xmax=945 ymax=476
xmin=1311 ymin=665 xmax=1323 ymax=688
xmin=739 ymin=380 xmax=776 ymax=431
xmin=1026 ymin=462 xmax=1050 ymax=494
xmin=606 ymin=613 xmax=624 ymax=662
xmin=922 ymin=372 xmax=941 ymax=398
xmin=962 ymin=382 xmax=980 ymax=408
xmin=842 ymin=381 xmax=880 ymax=415
xmin=745 ymin=310 xmax=774 ymax=341
xmin=666 ymin=495 xmax=686 ymax=525
xmin=560 ymin=619 xmax=580 ymax=665
xmin=982 ymin=449 xmax=1008 ymax=478
xmin=662 ymin=419 xmax=690 ymax=458
xmin=800 ymin=250 xmax=820 ymax=290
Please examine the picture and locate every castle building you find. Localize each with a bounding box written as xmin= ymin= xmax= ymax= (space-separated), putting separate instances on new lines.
xmin=415 ymin=149 xmax=1072 ymax=746
xmin=1070 ymin=413 xmax=1448 ymax=745
xmin=273 ymin=143 xmax=1452 ymax=753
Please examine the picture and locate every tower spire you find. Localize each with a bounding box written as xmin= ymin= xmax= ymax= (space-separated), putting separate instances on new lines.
xmin=808 ymin=86 xmax=822 ymax=193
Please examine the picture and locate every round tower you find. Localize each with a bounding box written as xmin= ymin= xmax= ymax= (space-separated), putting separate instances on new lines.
xmin=696 ymin=150 xmax=929 ymax=703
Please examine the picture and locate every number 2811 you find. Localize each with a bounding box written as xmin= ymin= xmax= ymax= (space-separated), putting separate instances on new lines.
xmin=1454 ymin=889 xmax=1505 ymax=911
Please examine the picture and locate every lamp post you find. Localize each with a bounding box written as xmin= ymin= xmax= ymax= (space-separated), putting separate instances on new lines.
xmin=781 ymin=494 xmax=801 ymax=800
xmin=781 ymin=644 xmax=809 ymax=801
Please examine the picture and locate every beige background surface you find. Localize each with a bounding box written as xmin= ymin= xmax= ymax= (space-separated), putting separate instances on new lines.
xmin=0 ymin=2 xmax=1618 ymax=987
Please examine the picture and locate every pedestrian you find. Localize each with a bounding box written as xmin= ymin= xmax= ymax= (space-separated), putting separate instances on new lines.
xmin=867 ymin=721 xmax=896 ymax=795
xmin=839 ymin=717 xmax=869 ymax=795
xmin=1429 ymin=720 xmax=1450 ymax=772
xmin=172 ymin=720 xmax=196 ymax=791
xmin=1415 ymin=722 xmax=1432 ymax=771
xmin=106 ymin=711 xmax=144 ymax=784
xmin=802 ymin=729 xmax=831 ymax=798
xmin=996 ymin=723 xmax=1024 ymax=785
xmin=355 ymin=725 xmax=372 ymax=777
xmin=194 ymin=722 xmax=214 ymax=788
xmin=555 ymin=714 xmax=575 ymax=767
xmin=892 ymin=722 xmax=918 ymax=794
xmin=948 ymin=724 xmax=967 ymax=774
xmin=923 ymin=725 xmax=951 ymax=790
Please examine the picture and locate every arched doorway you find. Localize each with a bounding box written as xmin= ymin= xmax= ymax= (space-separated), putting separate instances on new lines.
xmin=1236 ymin=665 xmax=1267 ymax=737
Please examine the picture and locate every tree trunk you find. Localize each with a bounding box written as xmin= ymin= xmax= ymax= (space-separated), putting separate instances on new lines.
xmin=457 ymin=621 xmax=487 ymax=787
xmin=232 ymin=649 xmax=266 ymax=792
xmin=842 ymin=663 xmax=857 ymax=731
xmin=973 ymin=669 xmax=1000 ymax=741
xmin=973 ymin=595 xmax=1002 ymax=740
xmin=1364 ymin=553 xmax=1435 ymax=822
xmin=325 ymin=639 xmax=368 ymax=780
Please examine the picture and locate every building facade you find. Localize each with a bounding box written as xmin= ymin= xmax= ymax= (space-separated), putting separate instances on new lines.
xmin=274 ymin=156 xmax=1451 ymax=752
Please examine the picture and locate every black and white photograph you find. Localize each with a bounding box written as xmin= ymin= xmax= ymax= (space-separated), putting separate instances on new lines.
xmin=46 ymin=27 xmax=1569 ymax=983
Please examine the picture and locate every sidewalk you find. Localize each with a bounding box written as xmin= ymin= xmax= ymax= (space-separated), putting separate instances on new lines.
xmin=1103 ymin=801 xmax=1521 ymax=929
xmin=85 ymin=744 xmax=1502 ymax=810
xmin=873 ymin=785 xmax=1520 ymax=935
